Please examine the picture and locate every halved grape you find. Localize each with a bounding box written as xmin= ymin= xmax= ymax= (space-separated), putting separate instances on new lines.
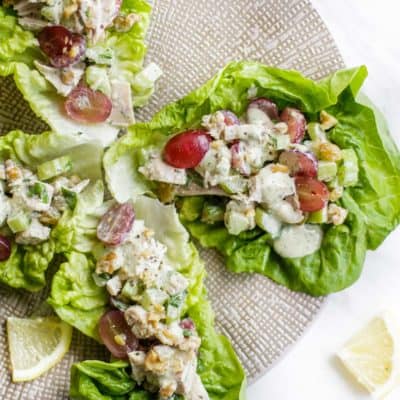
xmin=247 ymin=98 xmax=279 ymax=122
xmin=0 ymin=236 xmax=11 ymax=262
xmin=295 ymin=176 xmax=329 ymax=212
xmin=64 ymin=85 xmax=112 ymax=124
xmin=38 ymin=26 xmax=85 ymax=68
xmin=279 ymin=150 xmax=317 ymax=178
xmin=99 ymin=309 xmax=138 ymax=359
xmin=180 ymin=318 xmax=195 ymax=330
xmin=97 ymin=202 xmax=135 ymax=246
xmin=163 ymin=130 xmax=212 ymax=169
xmin=280 ymin=107 xmax=306 ymax=143
xmin=221 ymin=110 xmax=240 ymax=126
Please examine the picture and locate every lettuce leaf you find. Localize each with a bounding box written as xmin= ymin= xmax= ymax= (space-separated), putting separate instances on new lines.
xmin=0 ymin=1 xmax=156 ymax=146
xmin=103 ymin=62 xmax=400 ymax=295
xmin=0 ymin=130 xmax=103 ymax=291
xmin=48 ymin=197 xmax=246 ymax=399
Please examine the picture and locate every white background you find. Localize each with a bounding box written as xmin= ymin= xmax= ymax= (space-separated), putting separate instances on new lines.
xmin=248 ymin=0 xmax=400 ymax=398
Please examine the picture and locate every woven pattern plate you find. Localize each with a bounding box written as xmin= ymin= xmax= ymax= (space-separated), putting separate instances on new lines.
xmin=0 ymin=0 xmax=345 ymax=397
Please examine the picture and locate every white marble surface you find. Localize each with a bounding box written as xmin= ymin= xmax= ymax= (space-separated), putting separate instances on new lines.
xmin=248 ymin=0 xmax=400 ymax=398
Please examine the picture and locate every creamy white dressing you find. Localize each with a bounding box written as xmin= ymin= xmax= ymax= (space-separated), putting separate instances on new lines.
xmin=273 ymin=224 xmax=323 ymax=258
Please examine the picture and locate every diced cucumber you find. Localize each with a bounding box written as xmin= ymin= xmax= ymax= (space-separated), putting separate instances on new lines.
xmin=121 ymin=280 xmax=143 ymax=301
xmin=225 ymin=211 xmax=250 ymax=235
xmin=37 ymin=156 xmax=72 ymax=181
xmin=219 ymin=175 xmax=248 ymax=194
xmin=255 ymin=208 xmax=282 ymax=238
xmin=141 ymin=288 xmax=169 ymax=311
xmin=28 ymin=182 xmax=50 ymax=203
xmin=61 ymin=187 xmax=78 ymax=210
xmin=338 ymin=149 xmax=359 ymax=187
xmin=317 ymin=161 xmax=337 ymax=182
xmin=307 ymin=206 xmax=328 ymax=224
xmin=274 ymin=134 xmax=291 ymax=150
xmin=201 ymin=202 xmax=225 ymax=224
xmin=307 ymin=122 xmax=327 ymax=142
xmin=7 ymin=212 xmax=30 ymax=233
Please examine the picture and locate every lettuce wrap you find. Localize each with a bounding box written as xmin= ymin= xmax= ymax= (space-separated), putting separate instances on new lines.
xmin=0 ymin=0 xmax=158 ymax=146
xmin=103 ymin=62 xmax=400 ymax=296
xmin=48 ymin=196 xmax=247 ymax=400
xmin=0 ymin=129 xmax=103 ymax=291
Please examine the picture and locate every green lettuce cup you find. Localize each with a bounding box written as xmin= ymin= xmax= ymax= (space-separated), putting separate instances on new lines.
xmin=103 ymin=61 xmax=400 ymax=296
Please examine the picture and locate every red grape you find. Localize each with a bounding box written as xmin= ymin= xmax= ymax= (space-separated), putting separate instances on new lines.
xmin=280 ymin=107 xmax=306 ymax=143
xmin=221 ymin=110 xmax=240 ymax=126
xmin=97 ymin=202 xmax=135 ymax=246
xmin=0 ymin=236 xmax=11 ymax=262
xmin=38 ymin=26 xmax=85 ymax=68
xmin=247 ymin=98 xmax=279 ymax=122
xmin=99 ymin=309 xmax=138 ymax=359
xmin=163 ymin=130 xmax=212 ymax=169
xmin=295 ymin=176 xmax=329 ymax=212
xmin=231 ymin=141 xmax=251 ymax=175
xmin=64 ymin=85 xmax=112 ymax=124
xmin=179 ymin=318 xmax=195 ymax=330
xmin=279 ymin=150 xmax=317 ymax=178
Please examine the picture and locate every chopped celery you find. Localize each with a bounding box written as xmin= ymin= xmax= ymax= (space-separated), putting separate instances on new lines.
xmin=61 ymin=187 xmax=78 ymax=210
xmin=132 ymin=63 xmax=163 ymax=92
xmin=255 ymin=208 xmax=282 ymax=238
xmin=307 ymin=206 xmax=328 ymax=224
xmin=219 ymin=175 xmax=248 ymax=194
xmin=166 ymin=303 xmax=181 ymax=324
xmin=273 ymin=134 xmax=291 ymax=150
xmin=317 ymin=161 xmax=338 ymax=181
xmin=201 ymin=202 xmax=225 ymax=224
xmin=307 ymin=122 xmax=327 ymax=142
xmin=28 ymin=182 xmax=50 ymax=203
xmin=7 ymin=212 xmax=30 ymax=233
xmin=121 ymin=280 xmax=143 ymax=302
xmin=338 ymin=149 xmax=359 ymax=187
xmin=37 ymin=156 xmax=72 ymax=180
xmin=179 ymin=197 xmax=204 ymax=222
xmin=141 ymin=288 xmax=169 ymax=311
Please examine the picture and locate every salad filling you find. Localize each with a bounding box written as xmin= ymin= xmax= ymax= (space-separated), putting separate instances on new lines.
xmin=93 ymin=202 xmax=209 ymax=399
xmin=0 ymin=156 xmax=89 ymax=256
xmin=139 ymin=100 xmax=359 ymax=259
xmin=4 ymin=0 xmax=161 ymax=127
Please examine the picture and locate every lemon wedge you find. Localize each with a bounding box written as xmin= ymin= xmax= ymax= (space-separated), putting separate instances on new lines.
xmin=337 ymin=311 xmax=400 ymax=398
xmin=7 ymin=316 xmax=72 ymax=382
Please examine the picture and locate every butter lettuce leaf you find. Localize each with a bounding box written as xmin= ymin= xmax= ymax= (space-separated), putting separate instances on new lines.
xmin=49 ymin=197 xmax=246 ymax=399
xmin=104 ymin=62 xmax=400 ymax=295
xmin=0 ymin=0 xmax=157 ymax=146
xmin=0 ymin=130 xmax=103 ymax=291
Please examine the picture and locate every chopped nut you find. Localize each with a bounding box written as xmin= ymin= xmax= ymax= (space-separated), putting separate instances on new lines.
xmin=211 ymin=140 xmax=223 ymax=150
xmin=96 ymin=251 xmax=119 ymax=274
xmin=320 ymin=110 xmax=338 ymax=130
xmin=159 ymin=381 xmax=177 ymax=398
xmin=329 ymin=186 xmax=343 ymax=202
xmin=60 ymin=69 xmax=74 ymax=85
xmin=319 ymin=142 xmax=342 ymax=162
xmin=328 ymin=203 xmax=348 ymax=225
xmin=113 ymin=13 xmax=141 ymax=32
xmin=271 ymin=163 xmax=289 ymax=173
xmin=63 ymin=3 xmax=78 ymax=18
xmin=39 ymin=208 xmax=61 ymax=226
xmin=274 ymin=122 xmax=288 ymax=135
xmin=144 ymin=349 xmax=166 ymax=373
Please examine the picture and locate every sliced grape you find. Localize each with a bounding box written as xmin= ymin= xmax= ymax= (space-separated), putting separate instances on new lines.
xmin=0 ymin=236 xmax=11 ymax=262
xmin=280 ymin=107 xmax=306 ymax=143
xmin=180 ymin=318 xmax=195 ymax=330
xmin=295 ymin=176 xmax=329 ymax=212
xmin=279 ymin=150 xmax=317 ymax=178
xmin=64 ymin=85 xmax=112 ymax=124
xmin=230 ymin=141 xmax=251 ymax=176
xmin=221 ymin=110 xmax=240 ymax=126
xmin=99 ymin=309 xmax=138 ymax=359
xmin=97 ymin=202 xmax=135 ymax=246
xmin=163 ymin=130 xmax=212 ymax=169
xmin=247 ymin=98 xmax=279 ymax=124
xmin=38 ymin=26 xmax=85 ymax=68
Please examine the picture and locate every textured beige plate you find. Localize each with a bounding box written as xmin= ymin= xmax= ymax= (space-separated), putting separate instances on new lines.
xmin=0 ymin=0 xmax=345 ymax=397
